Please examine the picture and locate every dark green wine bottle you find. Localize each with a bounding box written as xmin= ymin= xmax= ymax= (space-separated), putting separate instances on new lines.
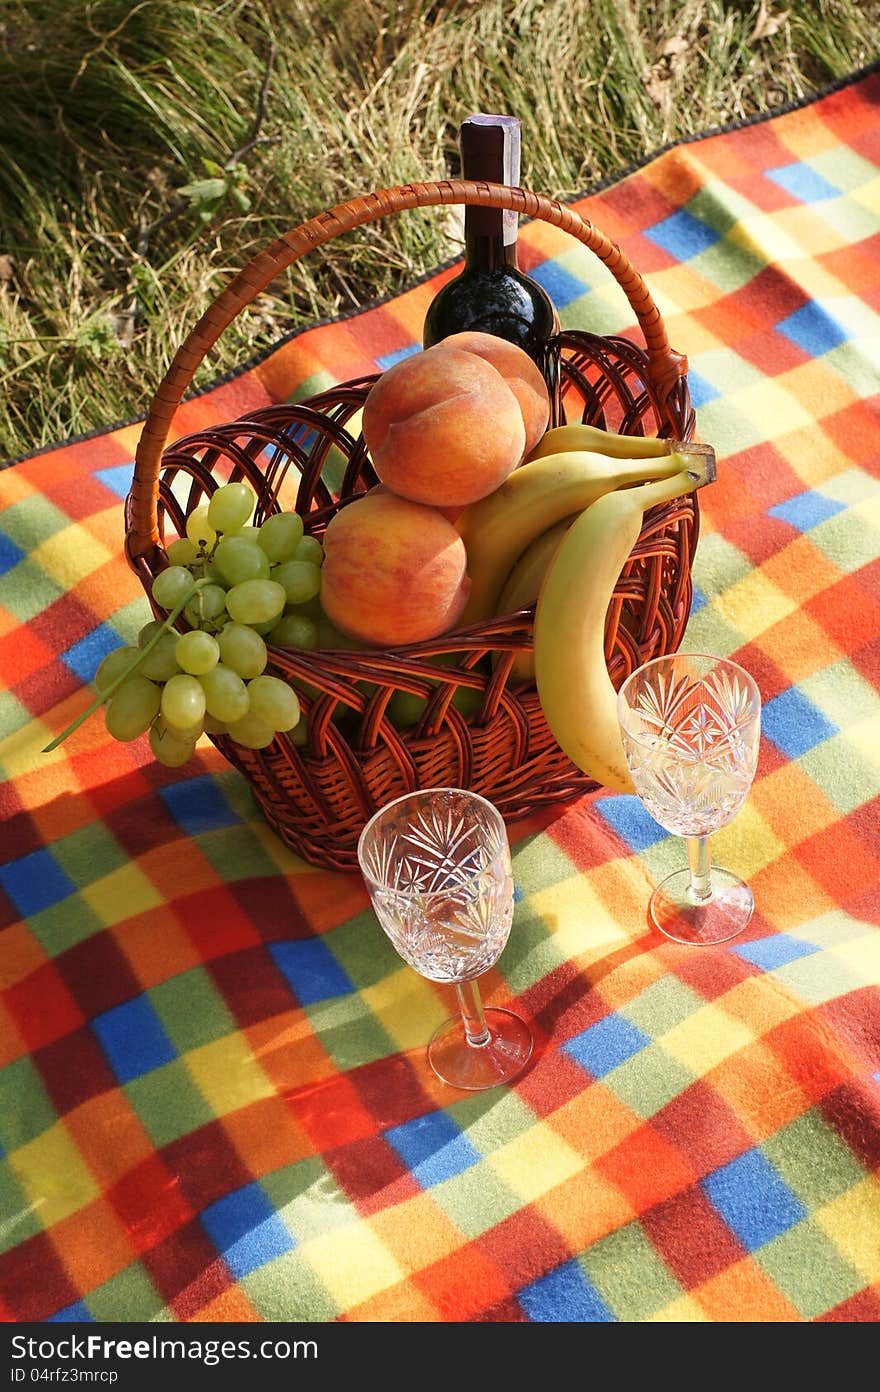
xmin=423 ymin=113 xmax=558 ymax=366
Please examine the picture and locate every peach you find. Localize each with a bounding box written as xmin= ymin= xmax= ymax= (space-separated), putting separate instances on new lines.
xmin=320 ymin=490 xmax=471 ymax=646
xmin=362 ymin=345 xmax=525 ymax=508
xmin=442 ymin=330 xmax=551 ymax=457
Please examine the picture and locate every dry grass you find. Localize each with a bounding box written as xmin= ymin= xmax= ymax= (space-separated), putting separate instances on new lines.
xmin=1 ymin=0 xmax=877 ymax=459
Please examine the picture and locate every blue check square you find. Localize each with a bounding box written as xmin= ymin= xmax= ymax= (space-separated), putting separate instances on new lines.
xmin=0 ymin=533 xmax=24 ymax=576
xmin=159 ymin=776 xmax=240 ymax=835
xmin=777 ymin=303 xmax=848 ymax=356
xmin=202 ymin=1182 xmax=295 ymax=1278
xmin=0 ymin=847 xmax=76 ymax=917
xmin=48 ymin=1301 xmax=94 ymax=1323
xmin=766 ymin=162 xmax=840 ymax=204
xmin=93 ymin=996 xmax=176 ymax=1083
xmin=594 ymin=793 xmax=667 ymax=853
xmin=703 ymin=1148 xmax=806 ymax=1250
xmin=733 ymin=934 xmax=821 ymax=971
xmin=519 ymin=1259 xmax=615 ymax=1322
xmin=375 ymin=343 xmax=420 ymax=372
xmin=761 ymin=687 xmax=837 ymax=759
xmin=686 ymin=370 xmax=721 ymax=409
xmin=645 ymin=209 xmax=720 ymax=260
xmin=530 ymin=260 xmax=589 ymax=308
xmin=768 ymin=491 xmax=846 ymax=533
xmin=62 ymin=624 xmax=127 ymax=683
xmin=269 ymin=938 xmax=353 ymax=1004
xmin=95 ymin=464 xmax=135 ymax=499
xmin=386 ymin=1111 xmax=480 ymax=1186
xmin=564 ymin=1013 xmax=650 ymax=1079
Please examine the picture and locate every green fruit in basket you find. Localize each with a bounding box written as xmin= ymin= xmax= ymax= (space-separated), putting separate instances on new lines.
xmin=184 ymin=584 xmax=228 ymax=628
xmin=267 ymin=614 xmax=318 ymax=650
xmin=207 ymin=481 xmax=256 ymax=534
xmin=286 ymin=593 xmax=323 ymax=621
xmin=149 ymin=719 xmax=198 ymax=768
xmin=294 ymin=534 xmax=324 ymax=567
xmin=138 ymin=619 xmax=166 ymax=648
xmin=247 ymin=675 xmax=301 ymax=732
xmin=225 ymin=578 xmax=286 ymax=626
xmin=217 ymin=622 xmax=267 ymax=679
xmin=226 ymin=711 xmax=277 ymax=749
xmin=165 ymin=537 xmax=199 ymax=566
xmin=161 ymin=673 xmax=207 ymax=730
xmin=290 ymin=717 xmax=309 ymax=747
xmin=199 ymin=664 xmax=250 ymax=723
xmin=94 ymin=645 xmax=140 ymax=694
xmin=105 ymin=676 xmax=161 ymax=741
xmin=272 ymin=560 xmax=321 ymax=606
xmin=152 ymin=565 xmax=195 ymax=611
xmin=214 ymin=536 xmax=270 ymax=586
xmin=258 ymin=511 xmax=304 ymax=563
xmin=139 ymin=632 xmax=182 ymax=682
xmin=185 ymin=505 xmax=217 ymax=550
xmin=175 ymin=629 xmax=220 ymax=676
xmin=203 ymin=712 xmax=229 ymax=736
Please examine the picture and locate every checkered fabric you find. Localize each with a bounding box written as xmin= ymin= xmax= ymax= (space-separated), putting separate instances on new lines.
xmin=1 ymin=70 xmax=879 ymax=1323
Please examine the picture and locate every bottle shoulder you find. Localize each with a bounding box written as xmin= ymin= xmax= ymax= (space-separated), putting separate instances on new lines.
xmin=424 ymin=265 xmax=557 ymax=352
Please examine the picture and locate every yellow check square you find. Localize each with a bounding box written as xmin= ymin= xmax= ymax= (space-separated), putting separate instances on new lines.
xmin=10 ymin=1121 xmax=98 ymax=1227
xmin=489 ymin=1122 xmax=584 ymax=1204
xmin=361 ymin=969 xmax=448 ymax=1054
xmin=82 ymin=864 xmax=163 ymax=926
xmin=302 ymin=1221 xmax=405 ymax=1306
xmin=660 ymin=1003 xmax=755 ymax=1074
xmin=709 ymin=804 xmax=787 ymax=881
xmin=185 ymin=1033 xmax=274 ymax=1116
xmin=813 ymin=1178 xmax=880 ymax=1282
xmin=649 ymin=1294 xmax=710 ymax=1322
xmin=717 ymin=569 xmax=797 ymax=643
xmin=31 ymin=523 xmax=113 ymax=590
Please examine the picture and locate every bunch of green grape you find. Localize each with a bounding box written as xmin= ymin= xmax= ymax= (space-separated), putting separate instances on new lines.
xmin=93 ymin=481 xmax=323 ymax=768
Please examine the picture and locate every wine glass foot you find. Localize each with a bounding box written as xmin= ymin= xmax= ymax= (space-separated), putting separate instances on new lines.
xmin=649 ymin=866 xmax=754 ymax=946
xmin=428 ymin=1008 xmax=533 ymax=1090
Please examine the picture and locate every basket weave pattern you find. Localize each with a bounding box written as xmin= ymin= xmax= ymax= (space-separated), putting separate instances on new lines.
xmin=125 ymin=182 xmax=697 ymax=869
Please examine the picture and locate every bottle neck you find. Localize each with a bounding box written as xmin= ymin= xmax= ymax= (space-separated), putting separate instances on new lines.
xmin=463 ymin=228 xmax=518 ymax=271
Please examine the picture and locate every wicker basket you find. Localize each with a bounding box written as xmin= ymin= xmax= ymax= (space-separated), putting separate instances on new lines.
xmin=125 ymin=180 xmax=698 ymax=870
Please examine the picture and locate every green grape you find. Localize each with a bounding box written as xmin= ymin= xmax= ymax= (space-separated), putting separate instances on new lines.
xmin=207 ymin=481 xmax=256 ymax=534
xmin=225 ymin=578 xmax=286 ymax=626
xmin=286 ymin=593 xmax=323 ymax=621
xmin=161 ymin=673 xmax=207 ymax=729
xmin=137 ymin=619 xmax=165 ymax=648
xmin=175 ymin=630 xmax=220 ymax=676
xmin=236 ymin=525 xmax=261 ymax=542
xmin=246 ymin=675 xmax=301 ymax=731
xmin=268 ymin=614 xmax=318 ymax=650
xmin=217 ymin=622 xmax=267 ymax=679
xmin=203 ymin=712 xmax=229 ymax=736
xmin=249 ymin=618 xmax=279 ymax=636
xmin=290 ymin=717 xmax=308 ymax=747
xmin=139 ymin=632 xmax=182 ymax=682
xmin=198 ymin=664 xmax=249 ymax=723
xmin=166 ymin=537 xmax=199 ymax=566
xmin=185 ymin=505 xmax=217 ymax=549
xmin=95 ymin=645 xmax=140 ymax=694
xmin=149 ymin=719 xmax=197 ymax=768
xmin=163 ymin=715 xmax=204 ymax=741
xmin=226 ymin=711 xmax=277 ymax=749
xmin=258 ymin=511 xmax=304 ymax=563
xmin=294 ymin=535 xmax=324 ymax=567
xmin=272 ymin=560 xmax=321 ymax=605
xmin=105 ymin=676 xmax=161 ymax=741
xmin=184 ymin=584 xmax=227 ymax=628
xmin=214 ymin=537 xmax=270 ymax=586
xmin=152 ymin=565 xmax=195 ymax=611
xmin=316 ymin=615 xmax=364 ymax=651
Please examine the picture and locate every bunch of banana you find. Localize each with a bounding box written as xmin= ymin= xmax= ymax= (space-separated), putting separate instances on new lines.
xmin=455 ymin=425 xmax=685 ymax=627
xmin=534 ymin=445 xmax=716 ymax=793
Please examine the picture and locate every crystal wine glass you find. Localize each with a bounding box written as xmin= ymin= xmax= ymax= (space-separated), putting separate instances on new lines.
xmin=617 ymin=653 xmax=762 ymax=946
xmin=357 ymin=787 xmax=532 ymax=1089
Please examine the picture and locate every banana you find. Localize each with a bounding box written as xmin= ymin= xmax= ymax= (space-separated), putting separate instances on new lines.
xmin=527 ymin=421 xmax=677 ymax=463
xmin=534 ymin=447 xmax=716 ymax=794
xmin=457 ymin=448 xmax=685 ymax=626
xmin=494 ymin=516 xmax=575 ymax=684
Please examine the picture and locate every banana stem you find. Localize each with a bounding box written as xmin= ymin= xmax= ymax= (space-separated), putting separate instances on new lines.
xmin=41 ymin=579 xmax=210 ymax=753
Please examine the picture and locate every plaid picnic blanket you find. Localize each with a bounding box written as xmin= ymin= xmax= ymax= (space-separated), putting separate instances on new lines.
xmin=1 ymin=68 xmax=879 ymax=1324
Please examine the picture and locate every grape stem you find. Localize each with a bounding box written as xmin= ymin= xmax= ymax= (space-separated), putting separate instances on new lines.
xmin=41 ymin=578 xmax=213 ymax=753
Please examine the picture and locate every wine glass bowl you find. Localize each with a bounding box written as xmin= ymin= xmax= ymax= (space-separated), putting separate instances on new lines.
xmin=617 ymin=653 xmax=761 ymax=945
xmin=358 ymin=787 xmax=532 ymax=1089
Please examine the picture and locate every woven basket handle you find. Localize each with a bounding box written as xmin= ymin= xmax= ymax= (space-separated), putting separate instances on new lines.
xmin=128 ymin=179 xmax=684 ymax=556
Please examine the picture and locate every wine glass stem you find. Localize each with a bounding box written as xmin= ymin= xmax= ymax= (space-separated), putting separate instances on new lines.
xmin=455 ymin=980 xmax=491 ymax=1048
xmin=686 ymin=835 xmax=713 ymax=902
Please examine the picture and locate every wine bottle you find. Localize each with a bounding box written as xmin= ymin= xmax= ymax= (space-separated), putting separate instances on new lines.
xmin=423 ymin=113 xmax=558 ymax=367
